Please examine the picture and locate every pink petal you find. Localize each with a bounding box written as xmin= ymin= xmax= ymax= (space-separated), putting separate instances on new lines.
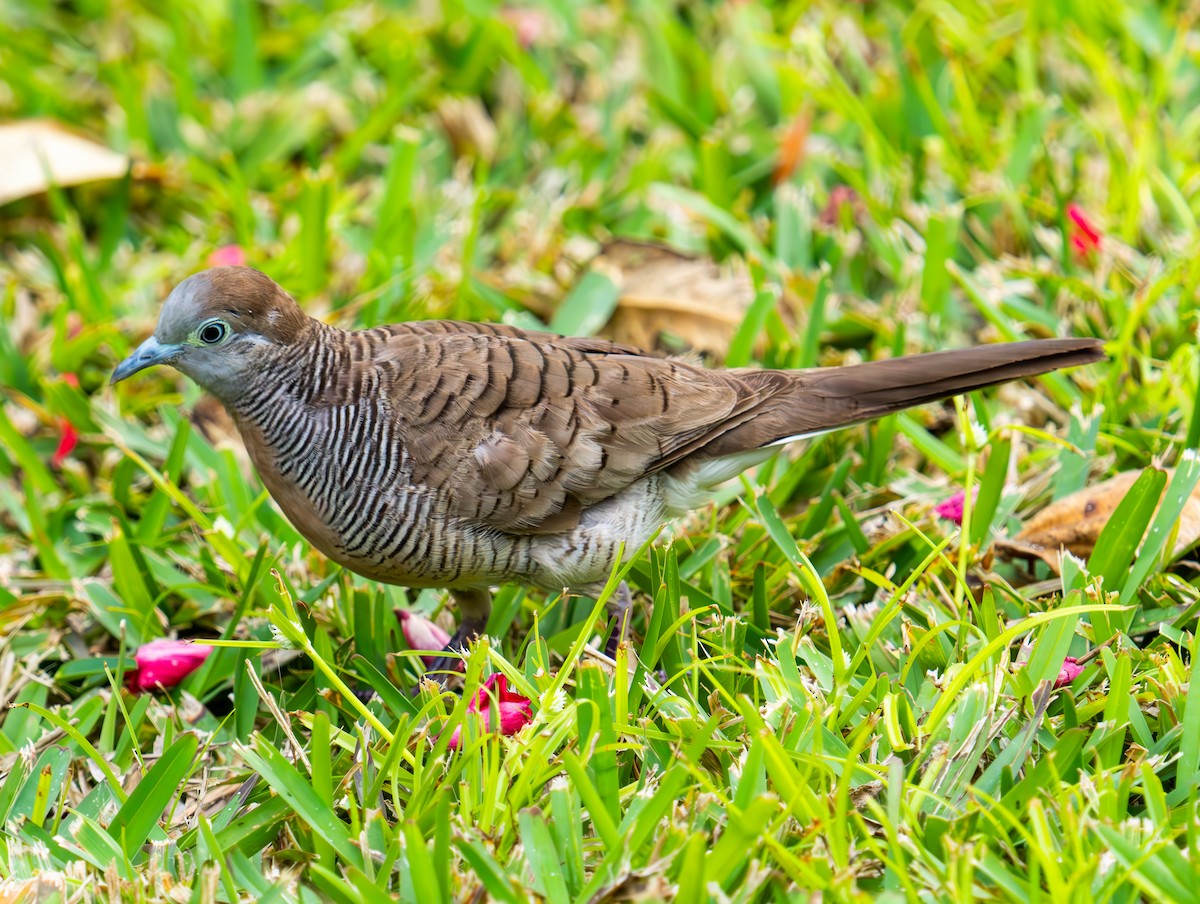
xmin=1054 ymin=656 xmax=1084 ymax=689
xmin=207 ymin=245 xmax=247 ymax=268
xmin=818 ymin=185 xmax=859 ymax=226
xmin=497 ymin=699 xmax=533 ymax=735
xmin=1066 ymin=204 xmax=1101 ymax=257
xmin=501 ymin=8 xmax=551 ymax=48
xmin=934 ymin=490 xmax=967 ymax=525
xmin=397 ymin=609 xmax=451 ymax=666
xmin=127 ymin=639 xmax=212 ymax=692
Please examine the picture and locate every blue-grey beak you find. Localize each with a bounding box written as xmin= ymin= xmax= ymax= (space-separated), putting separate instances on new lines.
xmin=110 ymin=335 xmax=183 ymax=385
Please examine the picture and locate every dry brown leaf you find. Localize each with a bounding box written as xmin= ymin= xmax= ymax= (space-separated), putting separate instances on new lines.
xmin=0 ymin=876 xmax=42 ymax=904
xmin=595 ymin=240 xmax=755 ymax=358
xmin=995 ymin=469 xmax=1200 ymax=572
xmin=0 ymin=120 xmax=129 ymax=205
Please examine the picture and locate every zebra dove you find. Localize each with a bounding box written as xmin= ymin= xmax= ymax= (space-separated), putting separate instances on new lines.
xmin=112 ymin=267 xmax=1104 ymax=664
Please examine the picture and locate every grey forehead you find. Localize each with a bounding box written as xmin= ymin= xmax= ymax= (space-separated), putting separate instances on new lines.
xmin=155 ymin=274 xmax=219 ymax=341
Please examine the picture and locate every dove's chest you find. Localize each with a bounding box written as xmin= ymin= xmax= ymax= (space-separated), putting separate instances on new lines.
xmin=227 ymin=373 xmax=677 ymax=593
xmin=230 ymin=395 xmax=451 ymax=580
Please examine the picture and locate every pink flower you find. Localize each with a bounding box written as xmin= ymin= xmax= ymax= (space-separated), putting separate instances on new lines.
xmin=818 ymin=185 xmax=860 ymax=227
xmin=207 ymin=245 xmax=247 ymax=268
xmin=447 ymin=674 xmax=533 ymax=749
xmin=1054 ymin=656 xmax=1084 ymax=689
xmin=126 ymin=639 xmax=213 ymax=692
xmin=397 ymin=609 xmax=451 ymax=666
xmin=934 ymin=490 xmax=967 ymax=525
xmin=501 ymin=8 xmax=551 ymax=49
xmin=1066 ymin=204 xmax=1101 ymax=258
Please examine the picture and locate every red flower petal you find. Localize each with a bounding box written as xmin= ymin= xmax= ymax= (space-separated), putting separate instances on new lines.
xmin=934 ymin=490 xmax=967 ymax=525
xmin=207 ymin=245 xmax=247 ymax=268
xmin=51 ymin=420 xmax=78 ymax=467
xmin=1066 ymin=204 xmax=1101 ymax=258
xmin=447 ymin=673 xmax=533 ymax=749
xmin=126 ymin=639 xmax=213 ymax=692
xmin=1054 ymin=656 xmax=1084 ymax=689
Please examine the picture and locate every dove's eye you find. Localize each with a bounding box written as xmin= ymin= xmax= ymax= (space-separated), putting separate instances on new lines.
xmin=198 ymin=320 xmax=229 ymax=345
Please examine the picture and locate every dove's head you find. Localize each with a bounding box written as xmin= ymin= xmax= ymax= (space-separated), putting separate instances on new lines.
xmin=111 ymin=267 xmax=314 ymax=402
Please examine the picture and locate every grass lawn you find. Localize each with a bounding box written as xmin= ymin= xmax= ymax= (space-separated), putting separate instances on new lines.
xmin=2 ymin=0 xmax=1200 ymax=900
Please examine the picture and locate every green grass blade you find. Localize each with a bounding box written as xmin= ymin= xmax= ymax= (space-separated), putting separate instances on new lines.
xmin=108 ymin=732 xmax=199 ymax=857
xmin=240 ymin=736 xmax=365 ymax=870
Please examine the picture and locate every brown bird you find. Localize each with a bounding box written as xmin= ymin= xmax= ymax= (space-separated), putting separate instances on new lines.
xmin=112 ymin=267 xmax=1103 ymax=666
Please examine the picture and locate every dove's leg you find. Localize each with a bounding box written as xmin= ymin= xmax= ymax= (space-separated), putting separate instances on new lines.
xmin=604 ymin=581 xmax=634 ymax=658
xmin=427 ymin=588 xmax=491 ymax=676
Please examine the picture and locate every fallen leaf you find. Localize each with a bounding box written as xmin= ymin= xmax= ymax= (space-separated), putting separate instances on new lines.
xmin=995 ymin=469 xmax=1200 ymax=572
xmin=0 ymin=120 xmax=129 ymax=206
xmin=594 ymin=240 xmax=756 ymax=359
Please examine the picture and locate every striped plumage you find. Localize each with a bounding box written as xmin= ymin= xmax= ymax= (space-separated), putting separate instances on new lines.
xmin=226 ymin=318 xmax=673 ymax=594
xmin=112 ymin=267 xmax=1105 ymax=657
